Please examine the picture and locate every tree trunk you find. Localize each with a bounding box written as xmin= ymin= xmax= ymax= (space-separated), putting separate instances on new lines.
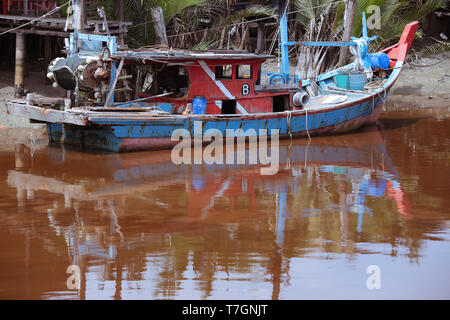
xmin=256 ymin=22 xmax=265 ymax=54
xmin=150 ymin=7 xmax=168 ymax=46
xmin=338 ymin=0 xmax=356 ymax=66
xmin=117 ymin=0 xmax=124 ymax=45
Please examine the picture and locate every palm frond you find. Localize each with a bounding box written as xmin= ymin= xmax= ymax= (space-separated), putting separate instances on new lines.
xmin=218 ymin=5 xmax=277 ymax=27
xmin=192 ymin=39 xmax=220 ymax=50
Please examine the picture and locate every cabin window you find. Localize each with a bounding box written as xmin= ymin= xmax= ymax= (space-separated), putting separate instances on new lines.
xmin=142 ymin=65 xmax=190 ymax=98
xmin=222 ymin=100 xmax=236 ymax=114
xmin=237 ymin=65 xmax=252 ymax=79
xmin=272 ymin=94 xmax=289 ymax=112
xmin=215 ymin=65 xmax=233 ymax=79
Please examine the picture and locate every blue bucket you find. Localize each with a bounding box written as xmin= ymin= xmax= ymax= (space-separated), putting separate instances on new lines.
xmin=192 ymin=96 xmax=207 ymax=115
xmin=335 ymin=72 xmax=349 ymax=89
xmin=368 ymin=53 xmax=390 ymax=70
xmin=349 ymin=73 xmax=367 ymax=91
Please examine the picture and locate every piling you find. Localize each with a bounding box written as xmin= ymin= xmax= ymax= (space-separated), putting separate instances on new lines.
xmin=14 ymin=33 xmax=25 ymax=98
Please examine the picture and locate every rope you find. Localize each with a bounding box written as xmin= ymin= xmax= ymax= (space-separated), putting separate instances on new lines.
xmin=364 ymin=79 xmax=387 ymax=90
xmin=268 ymin=26 xmax=280 ymax=55
xmin=0 ymin=1 xmax=72 ymax=36
xmin=373 ymin=86 xmax=388 ymax=111
xmin=407 ymin=58 xmax=447 ymax=68
xmin=305 ymin=108 xmax=311 ymax=140
xmin=286 ymin=110 xmax=292 ymax=140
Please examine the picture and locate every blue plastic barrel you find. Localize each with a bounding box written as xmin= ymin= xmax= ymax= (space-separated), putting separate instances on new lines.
xmin=192 ymin=96 xmax=207 ymax=115
xmin=368 ymin=53 xmax=390 ymax=70
xmin=349 ymin=73 xmax=367 ymax=91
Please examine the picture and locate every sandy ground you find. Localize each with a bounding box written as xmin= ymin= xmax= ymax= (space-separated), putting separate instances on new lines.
xmin=0 ymin=53 xmax=449 ymax=148
xmin=387 ymin=52 xmax=450 ymax=110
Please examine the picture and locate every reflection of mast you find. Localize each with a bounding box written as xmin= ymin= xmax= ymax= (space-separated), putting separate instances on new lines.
xmin=114 ymin=253 xmax=123 ymax=300
xmin=270 ymin=185 xmax=288 ymax=300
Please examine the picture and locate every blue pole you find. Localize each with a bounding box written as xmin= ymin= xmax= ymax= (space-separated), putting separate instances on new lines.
xmin=279 ymin=0 xmax=289 ymax=76
xmin=362 ymin=12 xmax=368 ymax=38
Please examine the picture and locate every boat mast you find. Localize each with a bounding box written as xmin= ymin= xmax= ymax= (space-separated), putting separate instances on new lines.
xmin=279 ymin=0 xmax=294 ymax=80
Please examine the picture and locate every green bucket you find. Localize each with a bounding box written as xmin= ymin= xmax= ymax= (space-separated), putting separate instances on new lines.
xmin=335 ymin=72 xmax=349 ymax=89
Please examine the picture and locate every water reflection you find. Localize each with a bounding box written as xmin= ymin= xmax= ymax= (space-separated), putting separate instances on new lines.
xmin=2 ymin=121 xmax=448 ymax=299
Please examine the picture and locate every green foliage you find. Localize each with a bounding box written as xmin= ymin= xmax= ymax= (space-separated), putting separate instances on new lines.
xmin=167 ymin=1 xmax=277 ymax=49
xmin=333 ymin=0 xmax=447 ymax=49
xmin=125 ymin=0 xmax=205 ymax=47
xmin=292 ymin=0 xmax=343 ymax=78
xmin=293 ymin=0 xmax=340 ymax=26
xmin=292 ymin=0 xmax=447 ymax=75
xmin=192 ymin=39 xmax=220 ymax=50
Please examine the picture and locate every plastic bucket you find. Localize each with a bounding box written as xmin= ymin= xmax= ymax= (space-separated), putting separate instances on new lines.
xmin=192 ymin=96 xmax=207 ymax=115
xmin=368 ymin=53 xmax=390 ymax=70
xmin=335 ymin=73 xmax=349 ymax=89
xmin=348 ymin=73 xmax=367 ymax=91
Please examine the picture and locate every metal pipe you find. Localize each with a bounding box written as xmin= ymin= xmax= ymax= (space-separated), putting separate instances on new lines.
xmin=14 ymin=33 xmax=25 ymax=98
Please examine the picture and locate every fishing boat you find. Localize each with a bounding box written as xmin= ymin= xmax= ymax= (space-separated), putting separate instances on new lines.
xmin=5 ymin=1 xmax=419 ymax=153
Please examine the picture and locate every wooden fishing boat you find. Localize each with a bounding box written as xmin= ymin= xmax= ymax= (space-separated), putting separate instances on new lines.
xmin=4 ymin=5 xmax=419 ymax=153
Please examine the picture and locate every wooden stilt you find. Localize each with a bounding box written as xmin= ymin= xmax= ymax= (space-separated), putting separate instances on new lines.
xmin=14 ymin=32 xmax=25 ymax=97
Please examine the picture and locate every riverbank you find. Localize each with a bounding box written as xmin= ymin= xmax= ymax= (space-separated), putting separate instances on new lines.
xmin=387 ymin=52 xmax=450 ymax=111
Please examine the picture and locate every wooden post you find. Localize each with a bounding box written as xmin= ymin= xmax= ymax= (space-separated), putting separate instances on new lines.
xmin=338 ymin=0 xmax=357 ymax=66
xmin=74 ymin=0 xmax=87 ymax=32
xmin=117 ymin=0 xmax=124 ymax=45
xmin=239 ymin=26 xmax=248 ymax=50
xmin=219 ymin=28 xmax=226 ymax=48
xmin=150 ymin=7 xmax=168 ymax=46
xmin=14 ymin=33 xmax=25 ymax=98
xmin=256 ymin=22 xmax=265 ymax=54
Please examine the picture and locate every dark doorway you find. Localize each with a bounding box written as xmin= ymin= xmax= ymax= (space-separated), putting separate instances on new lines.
xmin=222 ymin=100 xmax=236 ymax=114
xmin=272 ymin=94 xmax=289 ymax=112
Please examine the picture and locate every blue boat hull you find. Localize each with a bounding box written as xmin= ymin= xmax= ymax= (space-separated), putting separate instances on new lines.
xmin=47 ymin=94 xmax=385 ymax=153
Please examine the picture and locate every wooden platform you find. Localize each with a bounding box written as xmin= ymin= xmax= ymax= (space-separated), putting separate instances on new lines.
xmin=0 ymin=14 xmax=132 ymax=36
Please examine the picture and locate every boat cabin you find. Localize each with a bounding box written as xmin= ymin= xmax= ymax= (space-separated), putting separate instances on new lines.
xmin=108 ymin=48 xmax=295 ymax=115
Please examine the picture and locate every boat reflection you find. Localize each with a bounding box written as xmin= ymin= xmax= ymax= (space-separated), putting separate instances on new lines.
xmin=6 ymin=125 xmax=413 ymax=299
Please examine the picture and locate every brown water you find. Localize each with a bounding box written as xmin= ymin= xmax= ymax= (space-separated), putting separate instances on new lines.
xmin=0 ymin=107 xmax=449 ymax=300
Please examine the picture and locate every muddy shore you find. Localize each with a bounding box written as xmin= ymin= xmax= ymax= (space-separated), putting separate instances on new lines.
xmin=1 ymin=53 xmax=449 ymax=149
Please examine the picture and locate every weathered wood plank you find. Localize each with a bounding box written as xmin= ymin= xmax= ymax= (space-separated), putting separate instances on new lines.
xmin=5 ymin=101 xmax=88 ymax=126
xmin=255 ymin=83 xmax=300 ymax=92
